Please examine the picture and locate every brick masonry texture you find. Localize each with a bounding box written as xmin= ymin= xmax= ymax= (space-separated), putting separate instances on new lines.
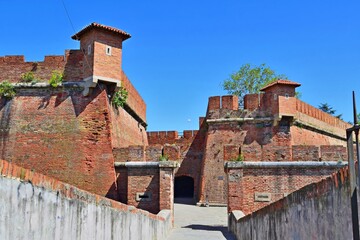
xmin=127 ymin=168 xmax=160 ymax=213
xmin=149 ymin=81 xmax=351 ymax=206
xmin=225 ymin=166 xmax=340 ymax=214
xmin=0 ymin=86 xmax=117 ymax=197
xmin=147 ymin=127 xmax=206 ymax=202
xmin=114 ymin=164 xmax=175 ymax=220
xmin=0 ymin=24 xmax=148 ymax=204
xmin=0 ymin=22 xmax=355 ymax=219
xmin=0 ymin=38 xmax=146 ymax=124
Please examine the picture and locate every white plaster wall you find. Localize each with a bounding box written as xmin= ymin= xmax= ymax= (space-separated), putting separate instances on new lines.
xmin=228 ymin=173 xmax=354 ymax=240
xmin=0 ymin=176 xmax=171 ymax=240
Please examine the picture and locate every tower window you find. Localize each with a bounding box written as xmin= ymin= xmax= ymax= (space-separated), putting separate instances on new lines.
xmin=106 ymin=46 xmax=112 ymax=56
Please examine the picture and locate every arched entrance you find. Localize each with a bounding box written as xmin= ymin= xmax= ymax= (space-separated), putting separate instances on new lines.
xmin=174 ymin=176 xmax=194 ymax=198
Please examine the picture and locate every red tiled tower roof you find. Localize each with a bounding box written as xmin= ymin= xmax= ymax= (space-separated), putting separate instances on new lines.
xmin=260 ymin=79 xmax=301 ymax=91
xmin=71 ymin=22 xmax=131 ymax=41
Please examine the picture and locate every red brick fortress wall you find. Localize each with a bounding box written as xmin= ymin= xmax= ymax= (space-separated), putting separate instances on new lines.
xmin=147 ymin=127 xmax=207 ymax=203
xmin=224 ymin=161 xmax=346 ymax=215
xmin=199 ymin=88 xmax=350 ymax=205
xmin=0 ymin=85 xmax=120 ymax=197
xmin=0 ymin=54 xmax=146 ymax=125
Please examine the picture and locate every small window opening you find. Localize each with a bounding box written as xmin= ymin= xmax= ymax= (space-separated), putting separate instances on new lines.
xmin=136 ymin=192 xmax=152 ymax=202
xmin=106 ymin=46 xmax=112 ymax=56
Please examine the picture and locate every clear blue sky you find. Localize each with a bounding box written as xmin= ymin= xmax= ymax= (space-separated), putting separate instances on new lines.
xmin=0 ymin=0 xmax=359 ymax=131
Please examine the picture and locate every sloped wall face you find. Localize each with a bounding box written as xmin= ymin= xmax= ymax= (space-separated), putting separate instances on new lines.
xmin=0 ymin=160 xmax=171 ymax=240
xmin=121 ymin=71 xmax=147 ymax=123
xmin=229 ymin=168 xmax=354 ymax=240
xmin=291 ymin=125 xmax=347 ymax=146
xmin=109 ymin=106 xmax=148 ymax=148
xmin=0 ymin=86 xmax=116 ymax=197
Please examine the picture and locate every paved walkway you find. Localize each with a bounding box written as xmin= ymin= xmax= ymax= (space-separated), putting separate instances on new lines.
xmin=167 ymin=199 xmax=236 ymax=240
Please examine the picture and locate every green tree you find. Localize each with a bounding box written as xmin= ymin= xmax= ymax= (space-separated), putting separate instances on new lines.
xmin=318 ymin=103 xmax=343 ymax=120
xmin=222 ymin=63 xmax=286 ymax=107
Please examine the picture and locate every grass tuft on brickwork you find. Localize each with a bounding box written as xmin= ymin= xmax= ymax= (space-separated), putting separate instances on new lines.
xmin=112 ymin=86 xmax=128 ymax=108
xmin=48 ymin=70 xmax=63 ymax=87
xmin=232 ymin=154 xmax=244 ymax=162
xmin=0 ymin=81 xmax=16 ymax=99
xmin=158 ymin=155 xmax=169 ymax=161
xmin=20 ymin=71 xmax=35 ymax=83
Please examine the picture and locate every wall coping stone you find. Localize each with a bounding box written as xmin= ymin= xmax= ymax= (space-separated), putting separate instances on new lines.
xmin=13 ymin=81 xmax=84 ymax=88
xmin=231 ymin=210 xmax=245 ymax=220
xmin=114 ymin=161 xmax=180 ymax=168
xmin=157 ymin=209 xmax=171 ymax=220
xmin=224 ymin=161 xmax=348 ymax=169
xmin=207 ymin=117 xmax=273 ymax=124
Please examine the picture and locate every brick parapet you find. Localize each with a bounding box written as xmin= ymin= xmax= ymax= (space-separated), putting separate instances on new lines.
xmin=223 ymin=144 xmax=348 ymax=162
xmin=222 ymin=95 xmax=239 ymax=110
xmin=0 ymin=54 xmax=67 ymax=83
xmin=147 ymin=130 xmax=199 ymax=145
xmin=0 ymin=55 xmax=147 ymax=123
xmin=163 ymin=144 xmax=181 ymax=160
xmin=244 ymin=93 xmax=263 ymax=111
xmin=320 ymin=145 xmax=347 ymax=161
xmin=145 ymin=145 xmax=163 ymax=162
xmin=243 ymin=93 xmax=351 ymax=137
xmin=295 ymin=99 xmax=351 ymax=134
xmin=115 ymin=143 xmax=190 ymax=162
xmin=120 ymin=71 xmax=147 ymax=122
xmin=207 ymin=95 xmax=239 ymax=111
xmin=147 ymin=131 xmax=179 ymax=145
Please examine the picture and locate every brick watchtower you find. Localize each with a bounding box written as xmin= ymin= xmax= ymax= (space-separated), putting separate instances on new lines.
xmin=71 ymin=22 xmax=131 ymax=95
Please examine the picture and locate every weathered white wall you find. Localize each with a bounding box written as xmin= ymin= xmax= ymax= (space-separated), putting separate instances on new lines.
xmin=229 ymin=168 xmax=355 ymax=240
xmin=0 ymin=175 xmax=171 ymax=240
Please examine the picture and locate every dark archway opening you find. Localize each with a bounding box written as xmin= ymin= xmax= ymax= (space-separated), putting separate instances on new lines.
xmin=174 ymin=176 xmax=194 ymax=198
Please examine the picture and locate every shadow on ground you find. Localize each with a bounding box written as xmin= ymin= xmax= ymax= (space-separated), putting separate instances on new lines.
xmin=174 ymin=197 xmax=196 ymax=205
xmin=183 ymin=224 xmax=236 ymax=240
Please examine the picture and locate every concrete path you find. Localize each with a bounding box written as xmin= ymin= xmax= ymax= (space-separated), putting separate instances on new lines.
xmin=167 ymin=199 xmax=236 ymax=240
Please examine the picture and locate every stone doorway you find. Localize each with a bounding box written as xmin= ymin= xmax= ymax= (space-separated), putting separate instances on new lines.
xmin=174 ymin=176 xmax=194 ymax=198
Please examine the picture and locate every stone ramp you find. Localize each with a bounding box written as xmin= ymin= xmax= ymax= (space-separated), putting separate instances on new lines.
xmin=168 ymin=200 xmax=235 ymax=240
